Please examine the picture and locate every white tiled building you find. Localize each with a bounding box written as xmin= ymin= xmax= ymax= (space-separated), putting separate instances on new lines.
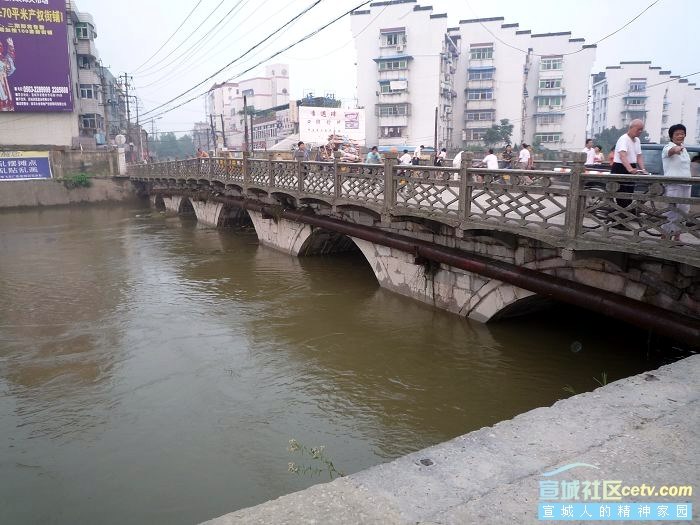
xmin=591 ymin=62 xmax=700 ymax=144
xmin=351 ymin=1 xmax=458 ymax=148
xmin=451 ymin=18 xmax=595 ymax=150
xmin=351 ymin=2 xmax=595 ymax=151
xmin=206 ymin=64 xmax=290 ymax=150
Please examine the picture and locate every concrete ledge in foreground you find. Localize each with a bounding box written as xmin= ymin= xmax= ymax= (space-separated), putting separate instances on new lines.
xmin=203 ymin=355 xmax=700 ymax=524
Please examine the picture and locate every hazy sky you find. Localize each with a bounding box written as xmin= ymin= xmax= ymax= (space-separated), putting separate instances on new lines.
xmin=74 ymin=0 xmax=696 ymax=135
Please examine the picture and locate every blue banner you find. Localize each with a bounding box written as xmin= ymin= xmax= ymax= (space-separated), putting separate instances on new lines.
xmin=0 ymin=151 xmax=52 ymax=180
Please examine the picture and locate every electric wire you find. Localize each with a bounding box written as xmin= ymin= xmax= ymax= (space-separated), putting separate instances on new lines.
xmin=464 ymin=0 xmax=661 ymax=57
xmin=137 ymin=0 xmax=249 ymax=83
xmin=132 ymin=0 xmax=204 ymax=74
xmin=135 ymin=0 xmax=227 ymax=75
xmin=142 ymin=0 xmax=372 ymax=122
xmin=141 ymin=0 xmax=333 ymax=118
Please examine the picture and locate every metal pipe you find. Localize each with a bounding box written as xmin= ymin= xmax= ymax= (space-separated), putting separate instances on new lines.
xmin=156 ymin=190 xmax=700 ymax=346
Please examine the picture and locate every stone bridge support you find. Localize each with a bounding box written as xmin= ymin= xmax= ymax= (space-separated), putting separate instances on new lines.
xmin=190 ymin=199 xmax=224 ymax=227
xmin=248 ymin=210 xmax=355 ymax=256
xmin=352 ymin=238 xmax=537 ymax=322
xmin=152 ymin=194 xmax=184 ymax=214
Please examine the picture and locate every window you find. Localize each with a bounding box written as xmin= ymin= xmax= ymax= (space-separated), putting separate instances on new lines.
xmin=381 ymin=32 xmax=406 ymax=47
xmin=378 ymin=60 xmax=408 ymax=70
xmin=626 ymin=98 xmax=645 ymax=106
xmin=539 ymin=78 xmax=562 ymax=89
xmin=470 ymin=46 xmax=493 ymax=60
xmin=537 ymin=96 xmax=562 ymax=107
xmin=466 ymin=89 xmax=493 ymax=100
xmin=380 ymin=126 xmax=404 ymax=138
xmin=465 ymin=111 xmax=494 ymax=121
xmin=534 ymin=133 xmax=562 ymax=143
xmin=537 ymin=114 xmax=563 ymax=125
xmin=78 ymin=55 xmax=91 ymax=69
xmin=540 ymin=57 xmax=563 ymax=70
xmin=75 ymin=23 xmax=90 ymax=39
xmin=629 ymin=80 xmax=646 ymax=92
xmin=79 ymin=84 xmax=95 ymax=99
xmin=468 ymin=70 xmax=493 ymax=81
xmin=80 ymin=113 xmax=103 ymax=130
xmin=379 ymin=80 xmax=407 ymax=94
xmin=466 ymin=128 xmax=487 ymax=141
xmin=376 ymin=104 xmax=410 ymax=117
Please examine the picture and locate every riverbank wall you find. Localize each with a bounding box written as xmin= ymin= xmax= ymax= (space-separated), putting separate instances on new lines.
xmin=204 ymin=354 xmax=699 ymax=524
xmin=0 ymin=178 xmax=138 ymax=209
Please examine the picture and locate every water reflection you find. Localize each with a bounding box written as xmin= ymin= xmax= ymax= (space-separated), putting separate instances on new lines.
xmin=0 ymin=204 xmax=667 ymax=525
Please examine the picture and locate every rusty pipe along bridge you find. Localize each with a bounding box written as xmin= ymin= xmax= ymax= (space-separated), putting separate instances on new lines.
xmin=129 ymin=153 xmax=700 ymax=343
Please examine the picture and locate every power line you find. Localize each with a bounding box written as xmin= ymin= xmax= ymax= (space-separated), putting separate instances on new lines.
xmin=141 ymin=0 xmax=330 ymax=118
xmin=142 ymin=0 xmax=372 ymax=122
xmin=464 ymin=0 xmax=660 ymax=57
xmin=132 ymin=0 xmax=204 ymax=73
xmin=136 ymin=0 xmax=227 ymax=75
xmin=137 ymin=0 xmax=249 ymax=83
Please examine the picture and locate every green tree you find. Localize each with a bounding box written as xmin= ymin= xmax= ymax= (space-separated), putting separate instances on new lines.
xmin=594 ymin=126 xmax=650 ymax=154
xmin=483 ymin=119 xmax=514 ymax=148
xmin=152 ymin=132 xmax=196 ymax=159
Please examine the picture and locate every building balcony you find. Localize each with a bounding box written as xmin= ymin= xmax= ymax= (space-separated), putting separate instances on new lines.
xmin=376 ymin=115 xmax=409 ymax=127
xmin=537 ymin=87 xmax=565 ymax=96
xmin=77 ymin=69 xmax=101 ymax=85
xmin=79 ymin=98 xmax=100 ymax=114
xmin=464 ymin=119 xmax=494 ymax=129
xmin=534 ymin=106 xmax=564 ymax=114
xmin=75 ymin=38 xmax=99 ymax=59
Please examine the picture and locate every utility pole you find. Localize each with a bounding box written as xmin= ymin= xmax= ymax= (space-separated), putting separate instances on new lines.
xmin=135 ymin=97 xmax=142 ymax=162
xmin=209 ymin=114 xmax=217 ymax=154
xmin=433 ymin=106 xmax=438 ymax=159
xmin=220 ymin=114 xmax=227 ymax=149
xmin=243 ymin=95 xmax=249 ymax=153
xmin=121 ymin=73 xmax=131 ymax=145
xmin=249 ymin=111 xmax=255 ymax=152
xmin=150 ymin=119 xmax=157 ymax=160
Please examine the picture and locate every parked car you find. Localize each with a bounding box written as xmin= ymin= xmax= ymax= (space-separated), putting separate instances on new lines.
xmin=641 ymin=143 xmax=700 ymax=197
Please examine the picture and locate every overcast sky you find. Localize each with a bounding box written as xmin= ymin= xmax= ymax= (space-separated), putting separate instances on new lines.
xmin=74 ymin=0 xmax=696 ymax=135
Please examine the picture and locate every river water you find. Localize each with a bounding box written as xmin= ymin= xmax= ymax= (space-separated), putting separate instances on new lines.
xmin=0 ymin=204 xmax=677 ymax=524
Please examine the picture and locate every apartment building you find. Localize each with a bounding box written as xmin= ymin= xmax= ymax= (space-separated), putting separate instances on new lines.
xmin=351 ymin=1 xmax=458 ymax=148
xmin=452 ymin=18 xmax=595 ymax=151
xmin=351 ymin=2 xmax=594 ymax=151
xmin=591 ymin=62 xmax=700 ymax=144
xmin=0 ymin=1 xmax=125 ymax=149
xmin=205 ymin=64 xmax=290 ymax=150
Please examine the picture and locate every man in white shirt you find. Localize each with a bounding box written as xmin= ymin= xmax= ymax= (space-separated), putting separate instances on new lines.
xmin=412 ymin=145 xmax=424 ymax=165
xmin=399 ymin=149 xmax=412 ymax=165
xmin=612 ymin=119 xmax=647 ymax=209
xmin=582 ymin=138 xmax=596 ymax=165
xmin=518 ymin=143 xmax=530 ymax=169
xmin=452 ymin=151 xmax=464 ymax=168
xmin=481 ymin=148 xmax=499 ymax=170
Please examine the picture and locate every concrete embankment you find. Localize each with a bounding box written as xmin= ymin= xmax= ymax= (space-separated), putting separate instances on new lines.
xmin=0 ymin=178 xmax=137 ymax=209
xmin=204 ymin=355 xmax=699 ymax=524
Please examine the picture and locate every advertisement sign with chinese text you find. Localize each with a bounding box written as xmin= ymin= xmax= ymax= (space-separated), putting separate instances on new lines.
xmin=0 ymin=0 xmax=73 ymax=112
xmin=0 ymin=151 xmax=52 ymax=180
xmin=299 ymin=107 xmax=365 ymax=146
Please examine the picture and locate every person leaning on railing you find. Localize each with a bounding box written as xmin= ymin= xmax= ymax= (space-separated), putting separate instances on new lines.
xmin=611 ymin=119 xmax=647 ymax=209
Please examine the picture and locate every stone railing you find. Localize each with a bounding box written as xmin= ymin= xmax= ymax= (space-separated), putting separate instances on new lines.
xmin=129 ymin=153 xmax=700 ymax=267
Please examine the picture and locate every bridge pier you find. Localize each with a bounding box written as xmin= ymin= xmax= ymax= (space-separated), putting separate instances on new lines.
xmin=352 ymin=238 xmax=538 ymax=322
xmin=248 ymin=210 xmax=356 ymax=256
xmin=190 ymin=200 xmax=225 ymax=227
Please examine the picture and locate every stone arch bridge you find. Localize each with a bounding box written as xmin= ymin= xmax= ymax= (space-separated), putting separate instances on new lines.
xmin=130 ymin=154 xmax=700 ymax=344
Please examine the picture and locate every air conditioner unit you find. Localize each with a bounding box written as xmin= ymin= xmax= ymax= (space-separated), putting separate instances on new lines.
xmin=396 ymin=44 xmax=405 ymax=52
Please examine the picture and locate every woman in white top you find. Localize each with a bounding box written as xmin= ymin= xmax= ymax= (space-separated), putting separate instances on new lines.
xmin=661 ymin=123 xmax=691 ymax=240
